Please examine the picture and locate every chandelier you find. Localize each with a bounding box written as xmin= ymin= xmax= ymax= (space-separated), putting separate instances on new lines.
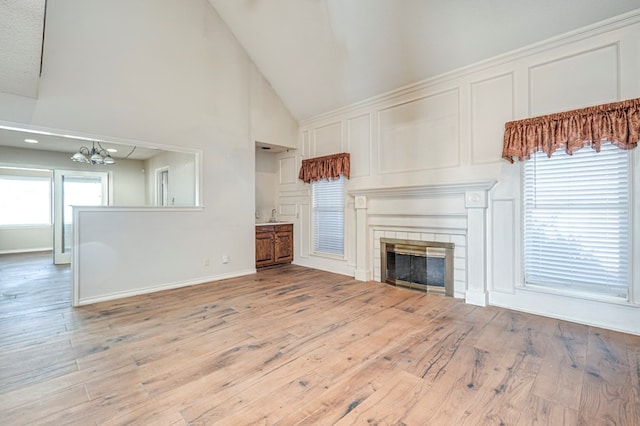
xmin=71 ymin=142 xmax=116 ymax=165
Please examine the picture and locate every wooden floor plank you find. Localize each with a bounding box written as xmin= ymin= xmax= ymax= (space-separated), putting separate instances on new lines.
xmin=333 ymin=370 xmax=425 ymax=425
xmin=1 ymin=251 xmax=639 ymax=424
xmin=578 ymin=327 xmax=637 ymax=425
xmin=530 ymin=320 xmax=588 ymax=411
xmin=516 ymin=394 xmax=579 ymax=425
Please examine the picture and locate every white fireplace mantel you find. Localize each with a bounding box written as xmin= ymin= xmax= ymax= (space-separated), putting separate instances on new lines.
xmin=349 ymin=179 xmax=497 ymax=307
xmin=348 ymin=180 xmax=497 ymax=200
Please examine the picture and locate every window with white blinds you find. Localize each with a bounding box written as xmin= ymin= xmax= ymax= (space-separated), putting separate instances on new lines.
xmin=523 ymin=143 xmax=630 ymax=298
xmin=312 ymin=176 xmax=345 ymax=256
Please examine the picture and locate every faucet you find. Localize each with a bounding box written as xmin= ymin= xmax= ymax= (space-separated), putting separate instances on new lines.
xmin=269 ymin=208 xmax=278 ymax=223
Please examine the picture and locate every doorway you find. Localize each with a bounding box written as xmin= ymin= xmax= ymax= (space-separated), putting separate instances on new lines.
xmin=53 ymin=170 xmax=110 ymax=264
xmin=156 ymin=167 xmax=170 ymax=206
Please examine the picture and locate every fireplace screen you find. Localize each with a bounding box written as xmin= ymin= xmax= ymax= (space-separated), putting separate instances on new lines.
xmin=381 ymin=238 xmax=454 ymax=296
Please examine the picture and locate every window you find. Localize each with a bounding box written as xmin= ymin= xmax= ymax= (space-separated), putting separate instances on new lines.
xmin=523 ymin=143 xmax=630 ymax=298
xmin=312 ymin=176 xmax=345 ymax=256
xmin=0 ymin=176 xmax=52 ymax=226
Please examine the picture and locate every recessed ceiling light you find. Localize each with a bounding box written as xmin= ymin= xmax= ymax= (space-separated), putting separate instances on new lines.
xmin=106 ymin=148 xmax=117 ymax=153
xmin=24 ymin=138 xmax=39 ymax=144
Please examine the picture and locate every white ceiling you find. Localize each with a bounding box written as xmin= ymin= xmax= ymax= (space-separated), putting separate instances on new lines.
xmin=0 ymin=0 xmax=45 ymax=98
xmin=1 ymin=0 xmax=639 ymax=129
xmin=208 ymin=0 xmax=640 ymax=120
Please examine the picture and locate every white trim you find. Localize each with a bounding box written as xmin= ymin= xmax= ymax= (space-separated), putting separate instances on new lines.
xmin=0 ymin=247 xmax=52 ymax=255
xmin=349 ymin=180 xmax=497 ymax=199
xmin=70 ymin=206 xmax=205 ymax=213
xmin=490 ymin=287 xmax=640 ymax=336
xmin=466 ymin=289 xmax=489 ymax=307
xmin=291 ymin=259 xmax=354 ymax=278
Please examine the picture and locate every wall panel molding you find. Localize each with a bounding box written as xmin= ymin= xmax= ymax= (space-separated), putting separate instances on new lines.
xmin=491 ymin=199 xmax=516 ymax=294
xmin=528 ymin=43 xmax=620 ymax=116
xmin=470 ymin=73 xmax=514 ymax=165
xmin=299 ymin=10 xmax=640 ymax=128
xmin=377 ymin=88 xmax=460 ymax=175
xmin=313 ymin=121 xmax=343 ymax=157
xmin=278 ymin=155 xmax=297 ymax=184
xmin=347 ymin=113 xmax=372 ymax=177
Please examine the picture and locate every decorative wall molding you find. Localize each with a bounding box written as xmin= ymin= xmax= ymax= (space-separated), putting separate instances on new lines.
xmin=299 ymin=9 xmax=640 ymax=127
xmin=528 ymin=43 xmax=619 ymax=116
xmin=287 ymin=12 xmax=640 ymax=333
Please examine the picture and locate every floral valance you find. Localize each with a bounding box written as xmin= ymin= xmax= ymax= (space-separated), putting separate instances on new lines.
xmin=502 ymin=98 xmax=640 ymax=163
xmin=298 ymin=152 xmax=350 ymax=183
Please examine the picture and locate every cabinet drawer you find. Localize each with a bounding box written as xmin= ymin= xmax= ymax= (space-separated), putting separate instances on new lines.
xmin=275 ymin=223 xmax=293 ymax=232
xmin=256 ymin=225 xmax=275 ymax=234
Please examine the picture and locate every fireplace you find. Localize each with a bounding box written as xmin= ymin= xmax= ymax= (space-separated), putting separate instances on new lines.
xmin=381 ymin=238 xmax=454 ymax=296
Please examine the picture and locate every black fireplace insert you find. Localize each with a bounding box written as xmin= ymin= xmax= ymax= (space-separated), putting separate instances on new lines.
xmin=381 ymin=238 xmax=454 ymax=296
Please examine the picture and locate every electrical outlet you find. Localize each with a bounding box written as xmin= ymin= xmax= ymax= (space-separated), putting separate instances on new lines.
xmin=203 ymin=258 xmax=210 ymax=266
xmin=222 ymin=255 xmax=229 ymax=264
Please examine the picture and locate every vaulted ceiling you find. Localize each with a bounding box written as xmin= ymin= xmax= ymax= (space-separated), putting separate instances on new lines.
xmin=0 ymin=0 xmax=45 ymax=98
xmin=0 ymin=1 xmax=639 ymax=123
xmin=208 ymin=0 xmax=640 ymax=120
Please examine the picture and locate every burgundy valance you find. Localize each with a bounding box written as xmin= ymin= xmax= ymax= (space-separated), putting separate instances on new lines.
xmin=298 ymin=153 xmax=350 ymax=183
xmin=502 ymin=98 xmax=640 ymax=163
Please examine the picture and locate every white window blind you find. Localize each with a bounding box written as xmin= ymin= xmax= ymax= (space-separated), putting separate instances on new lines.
xmin=312 ymin=176 xmax=344 ymax=256
xmin=523 ymin=143 xmax=630 ymax=298
xmin=0 ymin=176 xmax=52 ymax=226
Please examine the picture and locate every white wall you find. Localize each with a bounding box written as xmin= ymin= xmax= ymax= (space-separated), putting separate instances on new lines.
xmin=281 ymin=11 xmax=640 ymax=334
xmin=0 ymin=227 xmax=52 ymax=254
xmin=250 ymin=60 xmax=298 ymax=224
xmin=250 ymin=63 xmax=298 ymax=149
xmin=0 ymin=0 xmax=296 ymax=303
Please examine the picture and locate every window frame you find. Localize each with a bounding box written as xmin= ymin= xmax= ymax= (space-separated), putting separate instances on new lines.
xmin=520 ymin=143 xmax=633 ymax=302
xmin=311 ymin=175 xmax=346 ymax=259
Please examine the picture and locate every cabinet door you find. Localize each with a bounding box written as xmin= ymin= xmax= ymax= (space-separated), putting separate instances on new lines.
xmin=274 ymin=230 xmax=293 ymax=263
xmin=256 ymin=231 xmax=275 ymax=267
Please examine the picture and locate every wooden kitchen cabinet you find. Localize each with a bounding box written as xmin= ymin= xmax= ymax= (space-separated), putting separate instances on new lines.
xmin=255 ymin=223 xmax=293 ymax=268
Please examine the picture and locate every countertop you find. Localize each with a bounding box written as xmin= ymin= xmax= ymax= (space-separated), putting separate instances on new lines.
xmin=255 ymin=222 xmax=293 ymax=226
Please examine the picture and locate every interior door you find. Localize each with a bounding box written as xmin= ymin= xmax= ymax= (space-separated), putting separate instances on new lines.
xmin=156 ymin=167 xmax=170 ymax=206
xmin=53 ymin=170 xmax=110 ymax=264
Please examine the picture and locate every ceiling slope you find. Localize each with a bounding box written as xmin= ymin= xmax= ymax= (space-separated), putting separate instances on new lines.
xmin=0 ymin=0 xmax=46 ymax=98
xmin=209 ymin=0 xmax=640 ymax=121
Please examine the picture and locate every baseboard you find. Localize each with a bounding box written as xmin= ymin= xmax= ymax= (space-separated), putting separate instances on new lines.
xmin=465 ymin=289 xmax=489 ymax=307
xmin=0 ymin=247 xmax=53 ymax=255
xmin=292 ymin=259 xmax=355 ymax=278
xmin=76 ymin=268 xmax=257 ymax=306
xmin=489 ymin=289 xmax=640 ymax=336
xmin=354 ymin=268 xmax=371 ymax=281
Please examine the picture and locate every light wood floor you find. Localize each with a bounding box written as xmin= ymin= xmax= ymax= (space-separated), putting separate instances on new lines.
xmin=1 ymin=252 xmax=639 ymax=425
